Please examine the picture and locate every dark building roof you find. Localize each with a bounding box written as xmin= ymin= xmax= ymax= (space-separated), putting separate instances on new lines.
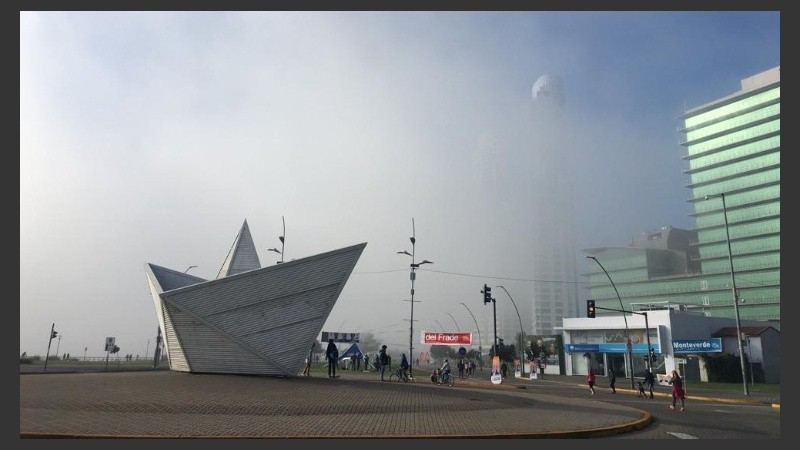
xmin=712 ymin=326 xmax=778 ymax=338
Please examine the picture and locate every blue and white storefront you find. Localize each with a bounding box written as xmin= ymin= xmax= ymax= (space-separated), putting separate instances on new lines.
xmin=561 ymin=308 xmax=770 ymax=383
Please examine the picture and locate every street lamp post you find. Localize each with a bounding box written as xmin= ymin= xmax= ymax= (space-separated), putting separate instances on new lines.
xmin=460 ymin=302 xmax=483 ymax=370
xmin=397 ymin=218 xmax=432 ymax=381
xmin=446 ymin=312 xmax=460 ymax=332
xmin=496 ymin=285 xmax=526 ymax=378
xmin=587 ymin=255 xmax=635 ymax=389
xmin=705 ymin=193 xmax=749 ymax=396
xmin=267 ymin=216 xmax=286 ymax=264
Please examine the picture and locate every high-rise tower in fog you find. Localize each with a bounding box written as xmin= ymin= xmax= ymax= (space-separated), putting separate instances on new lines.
xmin=518 ymin=74 xmax=579 ymax=337
xmin=469 ymin=75 xmax=579 ymax=350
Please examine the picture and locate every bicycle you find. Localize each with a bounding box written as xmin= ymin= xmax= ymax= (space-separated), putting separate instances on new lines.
xmin=389 ymin=367 xmax=410 ymax=382
xmin=438 ymin=370 xmax=455 ymax=386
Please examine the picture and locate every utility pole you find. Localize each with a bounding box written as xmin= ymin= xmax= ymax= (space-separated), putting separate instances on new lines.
xmin=44 ymin=323 xmax=57 ymax=372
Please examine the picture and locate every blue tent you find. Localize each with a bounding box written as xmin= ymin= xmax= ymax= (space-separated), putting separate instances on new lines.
xmin=339 ymin=343 xmax=364 ymax=359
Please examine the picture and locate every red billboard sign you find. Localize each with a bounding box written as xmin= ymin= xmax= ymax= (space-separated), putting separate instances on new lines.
xmin=421 ymin=331 xmax=472 ymax=345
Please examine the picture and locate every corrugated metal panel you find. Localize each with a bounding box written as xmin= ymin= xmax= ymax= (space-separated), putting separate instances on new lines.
xmin=165 ymin=303 xmax=278 ymax=375
xmin=145 ymin=263 xmax=206 ymax=292
xmin=162 ymin=302 xmax=190 ymax=372
xmin=217 ymin=220 xmax=262 ymax=279
xmin=167 ymin=245 xmax=363 ymax=316
xmin=153 ymin=242 xmax=366 ymax=376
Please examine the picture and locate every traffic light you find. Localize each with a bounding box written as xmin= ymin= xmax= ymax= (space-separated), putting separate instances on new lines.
xmin=111 ymin=345 xmax=120 ymax=354
xmin=586 ymin=300 xmax=596 ymax=318
xmin=481 ymin=284 xmax=492 ymax=304
xmin=648 ymin=347 xmax=657 ymax=364
xmin=51 ymin=330 xmax=58 ymax=339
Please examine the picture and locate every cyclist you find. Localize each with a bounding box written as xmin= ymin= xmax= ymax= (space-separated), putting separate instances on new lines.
xmin=439 ymin=359 xmax=451 ymax=384
xmin=399 ymin=353 xmax=410 ymax=378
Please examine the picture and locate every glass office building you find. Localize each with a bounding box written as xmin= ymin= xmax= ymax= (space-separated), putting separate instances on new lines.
xmin=584 ymin=67 xmax=780 ymax=329
xmin=683 ymin=66 xmax=780 ymax=325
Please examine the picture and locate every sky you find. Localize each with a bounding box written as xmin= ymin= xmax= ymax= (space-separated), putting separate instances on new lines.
xmin=20 ymin=11 xmax=780 ymax=359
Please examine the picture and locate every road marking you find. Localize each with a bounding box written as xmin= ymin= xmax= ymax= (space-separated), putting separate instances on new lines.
xmin=666 ymin=432 xmax=699 ymax=439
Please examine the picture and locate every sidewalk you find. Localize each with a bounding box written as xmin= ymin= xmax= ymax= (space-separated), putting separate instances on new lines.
xmin=20 ymin=368 xmax=778 ymax=438
xmin=21 ymin=370 xmax=650 ymax=438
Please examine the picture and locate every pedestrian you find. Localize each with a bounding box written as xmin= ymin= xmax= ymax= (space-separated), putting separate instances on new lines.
xmin=587 ymin=368 xmax=596 ymax=395
xmin=668 ymin=369 xmax=686 ymax=411
xmin=500 ymin=361 xmax=508 ymax=379
xmin=608 ymin=367 xmax=616 ymax=393
xmin=364 ymin=354 xmax=370 ymax=371
xmin=302 ymin=343 xmax=313 ymax=376
xmin=644 ymin=370 xmax=656 ymax=398
xmin=636 ymin=381 xmax=646 ymax=397
xmin=325 ymin=339 xmax=338 ymax=379
xmin=378 ymin=345 xmax=389 ymax=381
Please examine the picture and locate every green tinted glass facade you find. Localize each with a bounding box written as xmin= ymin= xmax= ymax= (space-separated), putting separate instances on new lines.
xmin=584 ymin=67 xmax=779 ymax=327
xmin=683 ymin=69 xmax=780 ymax=324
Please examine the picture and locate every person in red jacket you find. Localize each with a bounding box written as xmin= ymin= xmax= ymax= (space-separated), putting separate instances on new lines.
xmin=587 ymin=368 xmax=596 ymax=395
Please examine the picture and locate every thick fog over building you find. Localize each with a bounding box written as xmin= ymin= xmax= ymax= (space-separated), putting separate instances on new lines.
xmin=470 ymin=74 xmax=578 ymax=346
xmin=20 ymin=12 xmax=779 ymax=362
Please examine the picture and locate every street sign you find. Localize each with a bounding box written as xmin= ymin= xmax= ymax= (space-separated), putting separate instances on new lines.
xmin=458 ymin=347 xmax=467 ymax=357
xmin=421 ymin=331 xmax=472 ymax=345
xmin=104 ymin=337 xmax=116 ymax=352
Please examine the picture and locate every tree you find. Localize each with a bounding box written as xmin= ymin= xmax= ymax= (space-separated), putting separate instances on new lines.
xmin=429 ymin=345 xmax=457 ymax=362
xmin=528 ymin=339 xmax=549 ymax=363
xmin=491 ymin=339 xmax=517 ymax=363
xmin=465 ymin=349 xmax=481 ymax=363
xmin=358 ymin=332 xmax=380 ymax=353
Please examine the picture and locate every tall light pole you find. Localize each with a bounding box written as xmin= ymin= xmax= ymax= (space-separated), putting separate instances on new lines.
xmin=446 ymin=312 xmax=460 ymax=331
xmin=705 ymin=193 xmax=749 ymax=396
xmin=267 ymin=216 xmax=286 ymax=264
xmin=397 ymin=218 xmax=432 ymax=381
xmin=496 ymin=285 xmax=525 ymax=378
xmin=460 ymin=302 xmax=483 ymax=370
xmin=587 ymin=255 xmax=635 ymax=389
